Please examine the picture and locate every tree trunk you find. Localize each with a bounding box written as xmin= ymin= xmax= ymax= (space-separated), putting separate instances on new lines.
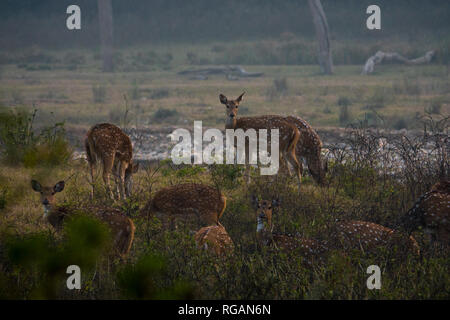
xmin=308 ymin=0 xmax=333 ymax=75
xmin=98 ymin=0 xmax=114 ymax=72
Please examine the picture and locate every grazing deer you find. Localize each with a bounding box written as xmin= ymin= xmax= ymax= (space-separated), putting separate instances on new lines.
xmin=194 ymin=223 xmax=234 ymax=256
xmin=141 ymin=183 xmax=227 ymax=230
xmin=284 ymin=116 xmax=327 ymax=185
xmin=85 ymin=123 xmax=139 ymax=200
xmin=331 ymin=220 xmax=420 ymax=256
xmin=31 ymin=179 xmax=135 ymax=257
xmin=400 ymin=179 xmax=449 ymax=245
xmin=219 ymin=93 xmax=303 ymax=189
xmin=252 ymin=196 xmax=329 ymax=265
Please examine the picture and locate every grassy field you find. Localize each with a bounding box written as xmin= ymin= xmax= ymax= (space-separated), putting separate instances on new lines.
xmin=0 ymin=45 xmax=449 ymax=132
xmin=0 ymin=48 xmax=449 ymax=299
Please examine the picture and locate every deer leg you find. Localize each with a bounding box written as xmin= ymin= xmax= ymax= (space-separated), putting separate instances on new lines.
xmin=102 ymin=156 xmax=115 ymax=200
xmin=118 ymin=161 xmax=127 ymax=200
xmin=284 ymin=149 xmax=303 ymax=191
xmin=89 ymin=161 xmax=96 ymax=200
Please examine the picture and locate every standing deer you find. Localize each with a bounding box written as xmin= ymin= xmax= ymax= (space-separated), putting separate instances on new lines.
xmin=284 ymin=116 xmax=327 ymax=185
xmin=31 ymin=179 xmax=135 ymax=257
xmin=400 ymin=179 xmax=449 ymax=245
xmin=141 ymin=183 xmax=227 ymax=230
xmin=194 ymin=223 xmax=234 ymax=256
xmin=85 ymin=123 xmax=139 ymax=200
xmin=219 ymin=93 xmax=303 ymax=189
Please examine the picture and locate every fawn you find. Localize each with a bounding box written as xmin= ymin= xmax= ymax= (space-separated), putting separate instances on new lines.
xmin=219 ymin=93 xmax=303 ymax=190
xmin=401 ymin=179 xmax=449 ymax=246
xmin=85 ymin=123 xmax=139 ymax=200
xmin=141 ymin=183 xmax=227 ymax=230
xmin=194 ymin=223 xmax=234 ymax=256
xmin=31 ymin=179 xmax=135 ymax=257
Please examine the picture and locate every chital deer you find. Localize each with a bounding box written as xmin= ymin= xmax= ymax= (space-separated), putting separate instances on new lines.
xmin=401 ymin=179 xmax=449 ymax=245
xmin=31 ymin=179 xmax=135 ymax=257
xmin=284 ymin=116 xmax=327 ymax=185
xmin=141 ymin=183 xmax=227 ymax=230
xmin=252 ymin=196 xmax=419 ymax=261
xmin=194 ymin=223 xmax=234 ymax=256
xmin=330 ymin=220 xmax=420 ymax=256
xmin=219 ymin=93 xmax=303 ymax=189
xmin=85 ymin=123 xmax=139 ymax=200
xmin=252 ymin=196 xmax=329 ymax=265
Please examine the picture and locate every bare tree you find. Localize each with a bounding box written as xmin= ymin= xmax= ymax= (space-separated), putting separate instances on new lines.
xmin=98 ymin=0 xmax=114 ymax=72
xmin=308 ymin=0 xmax=333 ymax=75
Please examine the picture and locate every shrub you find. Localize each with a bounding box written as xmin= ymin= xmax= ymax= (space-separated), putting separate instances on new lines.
xmin=92 ymin=85 xmax=107 ymax=103
xmin=267 ymin=77 xmax=289 ymax=100
xmin=337 ymin=96 xmax=351 ymax=107
xmin=149 ymin=88 xmax=169 ymax=99
xmin=152 ymin=108 xmax=179 ymax=121
xmin=0 ymin=107 xmax=72 ymax=167
xmin=339 ymin=105 xmax=351 ymax=126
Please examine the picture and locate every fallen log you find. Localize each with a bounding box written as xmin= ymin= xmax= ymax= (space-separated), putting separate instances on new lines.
xmin=362 ymin=50 xmax=435 ymax=75
xmin=178 ymin=65 xmax=263 ymax=79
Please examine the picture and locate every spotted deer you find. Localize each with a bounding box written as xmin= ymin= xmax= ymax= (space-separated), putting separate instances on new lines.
xmin=252 ymin=196 xmax=329 ymax=265
xmin=31 ymin=179 xmax=135 ymax=257
xmin=252 ymin=196 xmax=419 ymax=262
xmin=400 ymin=179 xmax=449 ymax=245
xmin=141 ymin=183 xmax=227 ymax=230
xmin=85 ymin=123 xmax=139 ymax=200
xmin=331 ymin=220 xmax=420 ymax=256
xmin=194 ymin=223 xmax=234 ymax=256
xmin=284 ymin=116 xmax=327 ymax=185
xmin=219 ymin=93 xmax=303 ymax=189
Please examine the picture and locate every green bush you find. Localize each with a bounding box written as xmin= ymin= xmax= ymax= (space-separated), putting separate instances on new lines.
xmin=0 ymin=107 xmax=72 ymax=167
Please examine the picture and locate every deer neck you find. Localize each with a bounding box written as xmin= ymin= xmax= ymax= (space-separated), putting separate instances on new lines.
xmin=256 ymin=217 xmax=273 ymax=245
xmin=225 ymin=117 xmax=237 ymax=130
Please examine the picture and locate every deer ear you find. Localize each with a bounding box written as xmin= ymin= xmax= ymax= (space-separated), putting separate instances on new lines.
xmin=219 ymin=94 xmax=228 ymax=105
xmin=236 ymin=92 xmax=245 ymax=103
xmin=251 ymin=194 xmax=259 ymax=209
xmin=132 ymin=162 xmax=139 ymax=173
xmin=53 ymin=181 xmax=65 ymax=193
xmin=31 ymin=180 xmax=42 ymax=192
xmin=272 ymin=198 xmax=281 ymax=208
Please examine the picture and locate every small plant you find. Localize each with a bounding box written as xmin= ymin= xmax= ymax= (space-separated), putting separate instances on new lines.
xmin=426 ymin=100 xmax=442 ymax=114
xmin=337 ymin=96 xmax=351 ymax=107
xmin=150 ymin=88 xmax=170 ymax=99
xmin=92 ymin=85 xmax=107 ymax=103
xmin=339 ymin=105 xmax=351 ymax=126
xmin=267 ymin=77 xmax=289 ymax=100
xmin=152 ymin=108 xmax=179 ymax=121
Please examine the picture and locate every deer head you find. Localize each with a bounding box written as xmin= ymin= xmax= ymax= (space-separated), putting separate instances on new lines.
xmin=219 ymin=92 xmax=245 ymax=128
xmin=252 ymin=195 xmax=280 ymax=234
xmin=124 ymin=161 xmax=139 ymax=197
xmin=31 ymin=180 xmax=65 ymax=218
